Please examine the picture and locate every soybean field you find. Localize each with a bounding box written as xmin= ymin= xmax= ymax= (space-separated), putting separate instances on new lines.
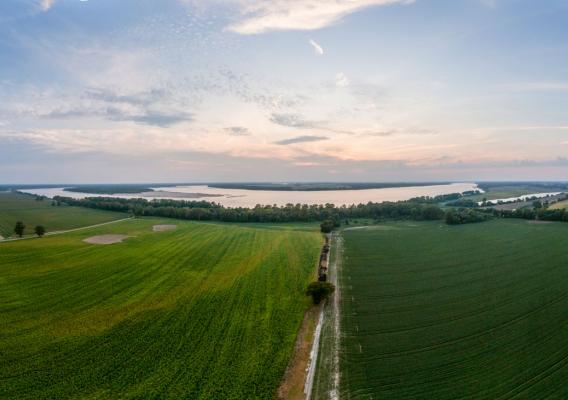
xmin=0 ymin=218 xmax=321 ymax=399
xmin=0 ymin=192 xmax=128 ymax=238
xmin=340 ymin=220 xmax=568 ymax=399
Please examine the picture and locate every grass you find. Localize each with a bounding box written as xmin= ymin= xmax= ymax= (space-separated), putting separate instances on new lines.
xmin=0 ymin=192 xmax=128 ymax=238
xmin=0 ymin=218 xmax=322 ymax=399
xmin=339 ymin=219 xmax=568 ymax=399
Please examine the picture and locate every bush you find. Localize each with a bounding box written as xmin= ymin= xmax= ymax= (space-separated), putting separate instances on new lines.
xmin=306 ymin=281 xmax=336 ymax=304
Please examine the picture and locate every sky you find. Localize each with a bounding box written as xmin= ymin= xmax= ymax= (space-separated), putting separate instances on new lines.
xmin=1 ymin=0 xmax=568 ymax=183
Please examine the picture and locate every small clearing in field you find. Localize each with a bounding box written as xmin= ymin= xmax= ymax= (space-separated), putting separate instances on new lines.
xmin=83 ymin=234 xmax=129 ymax=245
xmin=153 ymin=224 xmax=177 ymax=232
xmin=528 ymin=220 xmax=554 ymax=225
xmin=0 ymin=235 xmax=4 ymax=241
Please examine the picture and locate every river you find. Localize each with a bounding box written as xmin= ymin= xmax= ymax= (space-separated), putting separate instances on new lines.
xmin=21 ymin=183 xmax=479 ymax=208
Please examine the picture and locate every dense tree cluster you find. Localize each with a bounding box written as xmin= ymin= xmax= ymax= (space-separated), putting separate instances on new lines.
xmin=445 ymin=209 xmax=492 ymax=225
xmin=536 ymin=208 xmax=568 ymax=222
xmin=53 ymin=196 xmax=447 ymax=223
xmin=495 ymin=208 xmax=537 ymax=220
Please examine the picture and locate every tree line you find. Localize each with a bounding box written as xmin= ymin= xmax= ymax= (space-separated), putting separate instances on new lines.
xmin=50 ymin=192 xmax=568 ymax=227
xmin=52 ymin=196 xmax=446 ymax=223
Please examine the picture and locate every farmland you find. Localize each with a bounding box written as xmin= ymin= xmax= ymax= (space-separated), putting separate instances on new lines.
xmin=0 ymin=218 xmax=322 ymax=399
xmin=0 ymin=192 xmax=128 ymax=238
xmin=339 ymin=220 xmax=568 ymax=399
xmin=470 ymin=183 xmax=568 ymax=201
xmin=549 ymin=199 xmax=568 ymax=210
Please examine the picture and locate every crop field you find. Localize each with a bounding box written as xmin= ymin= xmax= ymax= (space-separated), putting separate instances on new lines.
xmin=0 ymin=192 xmax=128 ymax=237
xmin=0 ymin=218 xmax=321 ymax=399
xmin=549 ymin=199 xmax=568 ymax=210
xmin=340 ymin=220 xmax=568 ymax=399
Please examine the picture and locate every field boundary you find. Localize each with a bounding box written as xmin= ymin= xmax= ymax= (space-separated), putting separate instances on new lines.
xmin=305 ymin=307 xmax=325 ymax=399
xmin=310 ymin=231 xmax=343 ymax=400
xmin=0 ymin=217 xmax=133 ymax=243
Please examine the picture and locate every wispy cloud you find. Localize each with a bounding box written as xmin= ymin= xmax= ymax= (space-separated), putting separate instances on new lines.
xmin=275 ymin=135 xmax=329 ymax=145
xmin=225 ymin=126 xmax=251 ymax=136
xmin=227 ymin=0 xmax=414 ymax=34
xmin=270 ymin=113 xmax=318 ymax=129
xmin=120 ymin=112 xmax=193 ymax=127
xmin=335 ymin=72 xmax=350 ymax=87
xmin=309 ymin=39 xmax=324 ymax=55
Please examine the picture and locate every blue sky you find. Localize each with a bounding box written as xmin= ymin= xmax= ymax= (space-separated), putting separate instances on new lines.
xmin=1 ymin=0 xmax=567 ymax=183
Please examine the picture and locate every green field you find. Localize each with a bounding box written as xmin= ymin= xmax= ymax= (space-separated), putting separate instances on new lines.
xmin=0 ymin=192 xmax=128 ymax=238
xmin=340 ymin=220 xmax=568 ymax=399
xmin=0 ymin=218 xmax=321 ymax=399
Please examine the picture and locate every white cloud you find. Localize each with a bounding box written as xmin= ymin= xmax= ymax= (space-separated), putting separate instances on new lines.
xmin=40 ymin=0 xmax=56 ymax=11
xmin=309 ymin=39 xmax=324 ymax=55
xmin=227 ymin=0 xmax=415 ymax=34
xmin=335 ymin=72 xmax=350 ymax=87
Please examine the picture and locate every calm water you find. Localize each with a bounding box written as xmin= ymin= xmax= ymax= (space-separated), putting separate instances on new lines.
xmin=22 ymin=183 xmax=479 ymax=208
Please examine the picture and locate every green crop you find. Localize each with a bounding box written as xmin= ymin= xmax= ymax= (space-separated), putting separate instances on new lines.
xmin=0 ymin=218 xmax=321 ymax=399
xmin=339 ymin=220 xmax=568 ymax=399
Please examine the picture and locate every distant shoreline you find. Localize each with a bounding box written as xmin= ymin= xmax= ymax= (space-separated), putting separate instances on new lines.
xmin=206 ymin=182 xmax=452 ymax=192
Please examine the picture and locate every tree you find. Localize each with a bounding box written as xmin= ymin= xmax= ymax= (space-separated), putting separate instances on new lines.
xmin=34 ymin=225 xmax=46 ymax=237
xmin=14 ymin=221 xmax=25 ymax=238
xmin=306 ymin=281 xmax=335 ymax=304
xmin=320 ymin=219 xmax=340 ymax=233
xmin=445 ymin=210 xmax=460 ymax=225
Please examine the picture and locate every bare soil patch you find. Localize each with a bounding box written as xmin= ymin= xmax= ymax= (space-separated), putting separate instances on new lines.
xmin=0 ymin=235 xmax=4 ymax=241
xmin=83 ymin=234 xmax=129 ymax=245
xmin=277 ymin=304 xmax=323 ymax=400
xmin=152 ymin=224 xmax=177 ymax=232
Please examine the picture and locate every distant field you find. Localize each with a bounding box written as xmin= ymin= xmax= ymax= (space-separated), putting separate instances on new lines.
xmin=0 ymin=218 xmax=321 ymax=399
xmin=471 ymin=183 xmax=568 ymax=201
xmin=549 ymin=199 xmax=568 ymax=210
xmin=339 ymin=220 xmax=568 ymax=399
xmin=64 ymin=185 xmax=154 ymax=194
xmin=0 ymin=192 xmax=128 ymax=238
